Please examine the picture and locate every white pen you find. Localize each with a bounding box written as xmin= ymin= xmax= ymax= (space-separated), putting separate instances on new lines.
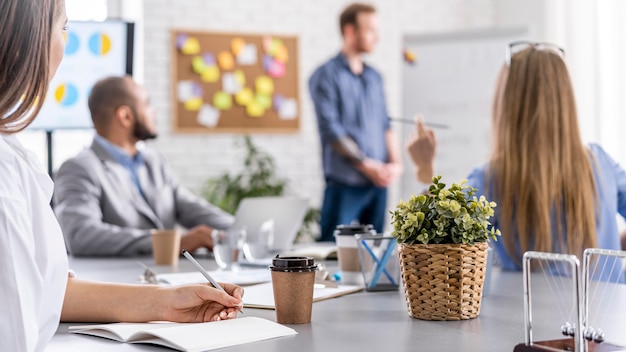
xmin=389 ymin=117 xmax=449 ymax=129
xmin=181 ymin=249 xmax=244 ymax=314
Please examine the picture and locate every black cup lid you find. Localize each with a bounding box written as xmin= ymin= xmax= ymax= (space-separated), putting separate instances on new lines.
xmin=269 ymin=256 xmax=317 ymax=272
xmin=334 ymin=223 xmax=374 ymax=236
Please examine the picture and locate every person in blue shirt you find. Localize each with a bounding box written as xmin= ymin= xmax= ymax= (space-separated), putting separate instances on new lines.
xmin=407 ymin=42 xmax=626 ymax=271
xmin=309 ymin=3 xmax=402 ymax=242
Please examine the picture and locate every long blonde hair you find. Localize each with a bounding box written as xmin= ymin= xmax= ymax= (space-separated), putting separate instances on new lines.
xmin=489 ymin=47 xmax=597 ymax=266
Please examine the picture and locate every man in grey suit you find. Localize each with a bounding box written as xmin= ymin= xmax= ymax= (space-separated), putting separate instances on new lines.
xmin=54 ymin=76 xmax=234 ymax=256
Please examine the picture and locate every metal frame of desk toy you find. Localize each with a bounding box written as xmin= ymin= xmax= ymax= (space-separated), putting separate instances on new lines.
xmin=514 ymin=250 xmax=626 ymax=352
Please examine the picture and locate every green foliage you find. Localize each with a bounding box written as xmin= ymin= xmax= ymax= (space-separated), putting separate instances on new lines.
xmin=390 ymin=176 xmax=501 ymax=245
xmin=203 ymin=135 xmax=287 ymax=215
xmin=202 ymin=135 xmax=319 ymax=241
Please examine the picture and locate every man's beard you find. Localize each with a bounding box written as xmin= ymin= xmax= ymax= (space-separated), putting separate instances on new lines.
xmin=132 ymin=110 xmax=157 ymax=141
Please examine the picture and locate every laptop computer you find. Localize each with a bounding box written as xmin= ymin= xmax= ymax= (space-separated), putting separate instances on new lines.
xmin=228 ymin=196 xmax=309 ymax=256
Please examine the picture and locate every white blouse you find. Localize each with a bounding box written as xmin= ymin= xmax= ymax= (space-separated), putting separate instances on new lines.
xmin=0 ymin=134 xmax=68 ymax=351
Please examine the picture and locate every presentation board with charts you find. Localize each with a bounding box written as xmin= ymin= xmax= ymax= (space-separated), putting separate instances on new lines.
xmin=172 ymin=30 xmax=299 ymax=133
xmin=30 ymin=20 xmax=134 ymax=130
xmin=400 ymin=28 xmax=528 ymax=200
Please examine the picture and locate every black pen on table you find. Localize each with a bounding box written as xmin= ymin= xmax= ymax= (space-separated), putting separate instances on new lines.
xmin=181 ymin=249 xmax=244 ymax=314
xmin=389 ymin=117 xmax=449 ymax=129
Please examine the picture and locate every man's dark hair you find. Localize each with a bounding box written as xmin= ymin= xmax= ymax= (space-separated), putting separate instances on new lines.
xmin=88 ymin=76 xmax=135 ymax=131
xmin=339 ymin=3 xmax=376 ymax=35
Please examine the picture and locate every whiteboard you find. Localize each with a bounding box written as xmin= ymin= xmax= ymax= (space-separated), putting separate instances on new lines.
xmin=30 ymin=20 xmax=134 ymax=130
xmin=400 ymin=28 xmax=528 ymax=201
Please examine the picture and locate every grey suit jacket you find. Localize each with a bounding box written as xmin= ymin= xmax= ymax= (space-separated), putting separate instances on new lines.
xmin=54 ymin=139 xmax=234 ymax=256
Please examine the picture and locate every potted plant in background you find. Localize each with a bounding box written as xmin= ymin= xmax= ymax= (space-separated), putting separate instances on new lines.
xmin=390 ymin=176 xmax=500 ymax=320
xmin=203 ymin=135 xmax=320 ymax=242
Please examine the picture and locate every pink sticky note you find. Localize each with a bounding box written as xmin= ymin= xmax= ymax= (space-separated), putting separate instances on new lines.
xmin=267 ymin=59 xmax=285 ymax=78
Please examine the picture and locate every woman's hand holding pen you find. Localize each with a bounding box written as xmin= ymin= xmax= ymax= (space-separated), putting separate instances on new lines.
xmin=158 ymin=283 xmax=244 ymax=322
xmin=407 ymin=115 xmax=437 ymax=183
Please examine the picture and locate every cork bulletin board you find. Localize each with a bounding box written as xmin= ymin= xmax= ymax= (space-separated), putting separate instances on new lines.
xmin=172 ymin=30 xmax=300 ymax=133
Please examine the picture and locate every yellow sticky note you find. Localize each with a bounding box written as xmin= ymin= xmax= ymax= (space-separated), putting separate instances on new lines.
xmin=255 ymin=76 xmax=274 ymax=95
xmin=235 ymin=87 xmax=253 ymax=106
xmin=231 ymin=38 xmax=246 ymax=56
xmin=274 ymin=45 xmax=288 ymax=63
xmin=269 ymin=38 xmax=283 ymax=55
xmin=184 ymin=97 xmax=203 ymax=111
xmin=213 ymin=91 xmax=232 ymax=110
xmin=255 ymin=93 xmax=272 ymax=109
xmin=191 ymin=56 xmax=207 ymax=75
xmin=181 ymin=38 xmax=200 ymax=55
xmin=246 ymin=101 xmax=264 ymax=117
xmin=234 ymin=69 xmax=246 ymax=86
xmin=218 ymin=51 xmax=234 ymax=71
xmin=201 ymin=65 xmax=220 ymax=83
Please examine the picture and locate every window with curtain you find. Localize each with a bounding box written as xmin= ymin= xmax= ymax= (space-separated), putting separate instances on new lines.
xmin=549 ymin=0 xmax=626 ymax=166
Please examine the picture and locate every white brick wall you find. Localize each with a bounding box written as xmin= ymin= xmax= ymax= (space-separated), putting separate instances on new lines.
xmin=142 ymin=0 xmax=495 ymax=232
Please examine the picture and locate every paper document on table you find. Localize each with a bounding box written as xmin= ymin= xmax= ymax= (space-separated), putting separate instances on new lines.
xmin=157 ymin=269 xmax=271 ymax=286
xmin=282 ymin=243 xmax=337 ymax=260
xmin=243 ymin=282 xmax=362 ymax=309
xmin=69 ymin=316 xmax=296 ymax=352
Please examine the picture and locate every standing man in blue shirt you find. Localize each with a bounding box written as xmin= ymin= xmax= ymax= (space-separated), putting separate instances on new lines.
xmin=309 ymin=3 xmax=402 ymax=242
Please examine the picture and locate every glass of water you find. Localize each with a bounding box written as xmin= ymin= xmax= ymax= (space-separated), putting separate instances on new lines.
xmin=211 ymin=228 xmax=245 ymax=270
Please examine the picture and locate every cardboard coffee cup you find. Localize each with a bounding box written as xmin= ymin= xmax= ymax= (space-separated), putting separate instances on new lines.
xmin=151 ymin=229 xmax=181 ymax=266
xmin=270 ymin=256 xmax=317 ymax=324
xmin=334 ymin=224 xmax=375 ymax=285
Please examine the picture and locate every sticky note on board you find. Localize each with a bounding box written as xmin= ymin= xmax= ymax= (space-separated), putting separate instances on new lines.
xmin=278 ymin=98 xmax=298 ymax=120
xmin=267 ymin=59 xmax=285 ymax=78
xmin=274 ymin=45 xmax=288 ymax=63
xmin=246 ymin=101 xmax=264 ymax=118
xmin=201 ymin=65 xmax=220 ymax=83
xmin=233 ymin=70 xmax=246 ymax=86
xmin=203 ymin=52 xmax=216 ymax=66
xmin=262 ymin=55 xmax=273 ymax=71
xmin=262 ymin=36 xmax=272 ymax=53
xmin=231 ymin=38 xmax=246 ymax=56
xmin=217 ymin=51 xmax=234 ymax=71
xmin=197 ymin=104 xmax=220 ymax=128
xmin=213 ymin=91 xmax=232 ymax=110
xmin=176 ymin=34 xmax=188 ymax=50
xmin=177 ymin=81 xmax=197 ymax=102
xmin=255 ymin=93 xmax=272 ymax=109
xmin=235 ymin=87 xmax=253 ymax=106
xmin=181 ymin=38 xmax=200 ymax=55
xmin=184 ymin=97 xmax=203 ymax=111
xmin=255 ymin=76 xmax=274 ymax=95
xmin=191 ymin=56 xmax=207 ymax=75
xmin=222 ymin=73 xmax=242 ymax=94
xmin=273 ymin=94 xmax=285 ymax=111
xmin=237 ymin=44 xmax=257 ymax=65
xmin=269 ymin=38 xmax=282 ymax=56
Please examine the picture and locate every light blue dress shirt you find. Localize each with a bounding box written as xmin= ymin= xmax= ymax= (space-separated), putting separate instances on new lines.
xmin=94 ymin=135 xmax=147 ymax=200
xmin=467 ymin=144 xmax=626 ymax=278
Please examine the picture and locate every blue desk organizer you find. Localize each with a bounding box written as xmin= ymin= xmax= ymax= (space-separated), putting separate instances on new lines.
xmin=355 ymin=234 xmax=400 ymax=291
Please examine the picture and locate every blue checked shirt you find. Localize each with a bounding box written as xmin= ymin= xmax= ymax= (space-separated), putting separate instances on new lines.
xmin=309 ymin=53 xmax=391 ymax=186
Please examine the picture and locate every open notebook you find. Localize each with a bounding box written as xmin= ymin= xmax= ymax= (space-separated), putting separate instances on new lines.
xmin=68 ymin=316 xmax=296 ymax=352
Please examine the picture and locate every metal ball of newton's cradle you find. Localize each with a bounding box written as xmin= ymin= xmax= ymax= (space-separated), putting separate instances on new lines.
xmin=584 ymin=327 xmax=596 ymax=341
xmin=592 ymin=329 xmax=605 ymax=343
xmin=560 ymin=322 xmax=576 ymax=337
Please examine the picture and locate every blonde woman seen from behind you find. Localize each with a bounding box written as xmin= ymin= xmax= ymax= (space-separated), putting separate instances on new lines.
xmin=0 ymin=1 xmax=243 ymax=351
xmin=408 ymin=43 xmax=626 ymax=273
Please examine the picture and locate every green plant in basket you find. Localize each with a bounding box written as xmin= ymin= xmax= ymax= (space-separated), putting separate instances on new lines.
xmin=390 ymin=176 xmax=501 ymax=245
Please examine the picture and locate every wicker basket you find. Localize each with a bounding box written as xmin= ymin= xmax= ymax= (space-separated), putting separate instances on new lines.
xmin=398 ymin=242 xmax=488 ymax=320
